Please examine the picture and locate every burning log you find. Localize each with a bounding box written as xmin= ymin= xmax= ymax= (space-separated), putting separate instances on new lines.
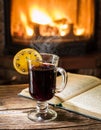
xmin=40 ymin=18 xmax=72 ymax=36
xmin=40 ymin=24 xmax=59 ymax=36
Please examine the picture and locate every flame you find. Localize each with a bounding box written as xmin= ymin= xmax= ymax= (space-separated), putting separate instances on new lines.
xmin=26 ymin=26 xmax=34 ymax=37
xmin=74 ymin=27 xmax=85 ymax=36
xmin=11 ymin=0 xmax=93 ymax=39
xmin=20 ymin=11 xmax=34 ymax=37
xmin=29 ymin=8 xmax=53 ymax=25
xmin=11 ymin=0 xmax=72 ymax=38
xmin=20 ymin=11 xmax=27 ymax=24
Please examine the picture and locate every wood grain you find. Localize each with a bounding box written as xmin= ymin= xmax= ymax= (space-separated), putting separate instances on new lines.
xmin=0 ymin=84 xmax=101 ymax=129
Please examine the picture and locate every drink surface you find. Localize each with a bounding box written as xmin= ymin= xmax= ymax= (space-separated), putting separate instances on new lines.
xmin=29 ymin=63 xmax=57 ymax=101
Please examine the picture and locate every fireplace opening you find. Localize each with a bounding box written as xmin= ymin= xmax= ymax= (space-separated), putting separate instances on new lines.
xmin=4 ymin=0 xmax=97 ymax=56
xmin=0 ymin=0 xmax=101 ymax=85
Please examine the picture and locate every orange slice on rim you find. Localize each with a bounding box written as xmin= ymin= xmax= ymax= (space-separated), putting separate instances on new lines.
xmin=13 ymin=48 xmax=42 ymax=75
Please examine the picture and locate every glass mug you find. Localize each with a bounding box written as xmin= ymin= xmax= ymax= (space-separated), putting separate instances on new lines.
xmin=28 ymin=53 xmax=67 ymax=122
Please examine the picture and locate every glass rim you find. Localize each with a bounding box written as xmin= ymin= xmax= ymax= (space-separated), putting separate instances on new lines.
xmin=27 ymin=53 xmax=59 ymax=66
xmin=40 ymin=53 xmax=59 ymax=59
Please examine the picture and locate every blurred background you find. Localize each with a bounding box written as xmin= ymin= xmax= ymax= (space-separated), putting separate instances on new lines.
xmin=0 ymin=0 xmax=101 ymax=85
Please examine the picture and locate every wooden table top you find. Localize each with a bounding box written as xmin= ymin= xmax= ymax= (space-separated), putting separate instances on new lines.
xmin=0 ymin=84 xmax=101 ymax=130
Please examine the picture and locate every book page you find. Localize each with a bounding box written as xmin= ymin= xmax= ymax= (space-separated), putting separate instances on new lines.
xmin=50 ymin=73 xmax=101 ymax=104
xmin=18 ymin=73 xmax=101 ymax=105
xmin=62 ymin=84 xmax=101 ymax=120
xmin=18 ymin=87 xmax=32 ymax=99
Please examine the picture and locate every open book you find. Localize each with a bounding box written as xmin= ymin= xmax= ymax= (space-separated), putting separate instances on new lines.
xmin=18 ymin=72 xmax=101 ymax=121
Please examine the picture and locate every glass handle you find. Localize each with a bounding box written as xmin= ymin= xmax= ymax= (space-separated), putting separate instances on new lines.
xmin=56 ymin=67 xmax=67 ymax=93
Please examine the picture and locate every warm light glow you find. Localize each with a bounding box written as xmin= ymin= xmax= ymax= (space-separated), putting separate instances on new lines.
xmin=20 ymin=11 xmax=27 ymax=24
xmin=74 ymin=28 xmax=85 ymax=36
xmin=11 ymin=0 xmax=94 ymax=39
xmin=26 ymin=26 xmax=34 ymax=37
xmin=59 ymin=24 xmax=70 ymax=36
xmin=30 ymin=8 xmax=52 ymax=25
xmin=20 ymin=11 xmax=34 ymax=37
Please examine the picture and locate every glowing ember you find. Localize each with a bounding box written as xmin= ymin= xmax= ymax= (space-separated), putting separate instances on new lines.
xmin=74 ymin=27 xmax=85 ymax=36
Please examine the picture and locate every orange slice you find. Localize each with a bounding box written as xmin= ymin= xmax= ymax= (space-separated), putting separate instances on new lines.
xmin=13 ymin=48 xmax=42 ymax=75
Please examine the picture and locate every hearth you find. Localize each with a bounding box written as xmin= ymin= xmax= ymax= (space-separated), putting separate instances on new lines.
xmin=0 ymin=0 xmax=101 ymax=85
xmin=3 ymin=0 xmax=97 ymax=56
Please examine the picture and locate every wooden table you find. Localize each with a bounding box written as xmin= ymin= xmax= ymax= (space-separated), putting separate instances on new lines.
xmin=0 ymin=84 xmax=101 ymax=129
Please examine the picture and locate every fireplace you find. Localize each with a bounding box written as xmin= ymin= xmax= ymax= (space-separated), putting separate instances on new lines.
xmin=0 ymin=0 xmax=101 ymax=84
xmin=3 ymin=0 xmax=97 ymax=56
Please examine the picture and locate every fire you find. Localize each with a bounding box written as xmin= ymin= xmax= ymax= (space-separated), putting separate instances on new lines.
xmin=30 ymin=9 xmax=52 ymax=25
xmin=26 ymin=26 xmax=34 ymax=37
xmin=74 ymin=27 xmax=85 ymax=36
xmin=11 ymin=0 xmax=72 ymax=38
xmin=12 ymin=7 xmax=71 ymax=38
xmin=20 ymin=11 xmax=34 ymax=37
xmin=11 ymin=0 xmax=94 ymax=40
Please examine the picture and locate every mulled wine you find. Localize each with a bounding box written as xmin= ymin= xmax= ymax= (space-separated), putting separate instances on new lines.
xmin=29 ymin=63 xmax=57 ymax=101
xmin=28 ymin=53 xmax=67 ymax=122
